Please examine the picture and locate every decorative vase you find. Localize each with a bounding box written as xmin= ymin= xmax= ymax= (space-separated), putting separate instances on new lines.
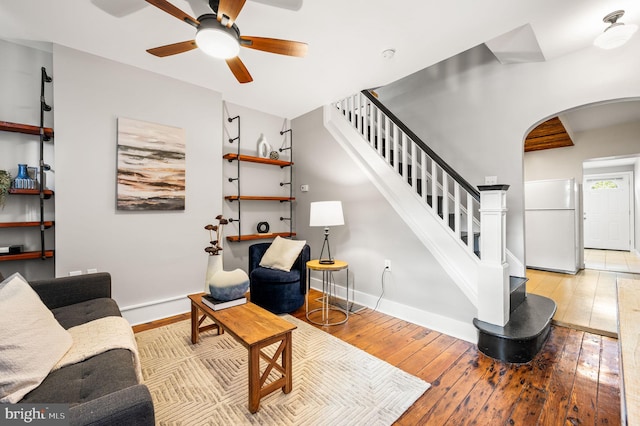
xmin=257 ymin=134 xmax=271 ymax=158
xmin=16 ymin=164 xmax=28 ymax=179
xmin=205 ymin=255 xmax=223 ymax=294
xmin=205 ymin=255 xmax=250 ymax=301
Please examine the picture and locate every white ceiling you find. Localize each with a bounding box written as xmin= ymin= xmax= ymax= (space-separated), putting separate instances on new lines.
xmin=0 ymin=0 xmax=639 ymax=119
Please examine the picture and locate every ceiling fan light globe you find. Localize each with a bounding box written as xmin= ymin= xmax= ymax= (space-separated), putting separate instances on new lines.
xmin=594 ymin=23 xmax=638 ymax=49
xmin=196 ymin=26 xmax=240 ymax=59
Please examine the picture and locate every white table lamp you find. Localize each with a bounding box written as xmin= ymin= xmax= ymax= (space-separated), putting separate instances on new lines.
xmin=309 ymin=201 xmax=344 ymax=264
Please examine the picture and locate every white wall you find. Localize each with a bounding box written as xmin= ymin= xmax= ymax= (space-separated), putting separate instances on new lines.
xmin=525 ymin=121 xmax=640 ymax=250
xmin=0 ymin=40 xmax=55 ymax=280
xmin=375 ymin=38 xmax=640 ymax=270
xmin=636 ymin=158 xmax=640 ymax=254
xmin=53 ymin=45 xmax=222 ymax=324
xmin=293 ymin=108 xmax=477 ymax=342
xmin=525 ymin=121 xmax=640 ymax=182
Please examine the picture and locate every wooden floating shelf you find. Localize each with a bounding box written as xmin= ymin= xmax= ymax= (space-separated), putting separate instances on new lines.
xmin=0 ymin=121 xmax=54 ymax=138
xmin=0 ymin=250 xmax=54 ymax=262
xmin=8 ymin=189 xmax=54 ymax=199
xmin=226 ymin=232 xmax=297 ymax=242
xmin=223 ymin=153 xmax=293 ymax=167
xmin=225 ymin=195 xmax=295 ymax=202
xmin=0 ymin=221 xmax=54 ymax=229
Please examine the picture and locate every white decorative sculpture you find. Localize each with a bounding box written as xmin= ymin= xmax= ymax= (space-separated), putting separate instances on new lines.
xmin=257 ymin=133 xmax=271 ymax=158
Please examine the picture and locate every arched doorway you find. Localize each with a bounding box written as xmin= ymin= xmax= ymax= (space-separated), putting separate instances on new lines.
xmin=523 ymin=98 xmax=640 ymax=337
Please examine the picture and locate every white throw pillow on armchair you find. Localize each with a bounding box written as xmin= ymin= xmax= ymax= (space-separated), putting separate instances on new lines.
xmin=259 ymin=236 xmax=307 ymax=272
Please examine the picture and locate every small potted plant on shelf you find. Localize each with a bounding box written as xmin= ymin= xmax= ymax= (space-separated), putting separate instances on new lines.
xmin=0 ymin=170 xmax=11 ymax=208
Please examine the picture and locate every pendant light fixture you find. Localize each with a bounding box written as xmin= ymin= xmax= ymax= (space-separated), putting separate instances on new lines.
xmin=593 ymin=10 xmax=638 ymax=49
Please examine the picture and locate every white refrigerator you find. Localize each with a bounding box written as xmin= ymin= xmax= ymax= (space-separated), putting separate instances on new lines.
xmin=525 ymin=178 xmax=583 ymax=274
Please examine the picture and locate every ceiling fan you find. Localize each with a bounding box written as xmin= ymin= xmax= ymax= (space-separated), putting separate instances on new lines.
xmin=145 ymin=0 xmax=308 ymax=83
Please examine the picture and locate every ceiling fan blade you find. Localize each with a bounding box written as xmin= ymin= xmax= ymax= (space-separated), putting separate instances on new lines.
xmin=240 ymin=36 xmax=308 ymax=57
xmin=217 ymin=0 xmax=246 ymax=26
xmin=145 ymin=0 xmax=199 ymax=27
xmin=147 ymin=40 xmax=198 ymax=57
xmin=226 ymin=56 xmax=253 ymax=83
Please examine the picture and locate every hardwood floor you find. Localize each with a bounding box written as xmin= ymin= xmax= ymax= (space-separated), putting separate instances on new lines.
xmin=527 ymin=268 xmax=622 ymax=337
xmin=133 ymin=290 xmax=622 ymax=425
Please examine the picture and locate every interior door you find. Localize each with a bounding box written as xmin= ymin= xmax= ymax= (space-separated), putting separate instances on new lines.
xmin=583 ymin=173 xmax=631 ymax=250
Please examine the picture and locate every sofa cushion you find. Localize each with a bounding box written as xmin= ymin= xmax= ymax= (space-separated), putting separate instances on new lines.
xmin=52 ymin=298 xmax=122 ymax=329
xmin=259 ymin=236 xmax=307 ymax=272
xmin=0 ymin=273 xmax=73 ymax=403
xmin=20 ymin=349 xmax=138 ymax=405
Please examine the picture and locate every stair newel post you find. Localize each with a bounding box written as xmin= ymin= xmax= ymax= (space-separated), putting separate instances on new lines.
xmin=477 ymin=184 xmax=510 ymax=326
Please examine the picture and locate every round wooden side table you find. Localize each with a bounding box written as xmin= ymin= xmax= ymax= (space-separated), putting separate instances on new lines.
xmin=305 ymin=259 xmax=349 ymax=326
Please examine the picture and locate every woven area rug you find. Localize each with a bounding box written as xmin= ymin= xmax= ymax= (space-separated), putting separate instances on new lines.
xmin=135 ymin=315 xmax=430 ymax=425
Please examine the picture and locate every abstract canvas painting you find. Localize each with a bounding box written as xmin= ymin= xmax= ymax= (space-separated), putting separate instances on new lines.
xmin=117 ymin=117 xmax=186 ymax=211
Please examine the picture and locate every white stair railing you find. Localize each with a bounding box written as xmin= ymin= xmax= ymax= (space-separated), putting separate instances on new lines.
xmin=335 ymin=91 xmax=481 ymax=257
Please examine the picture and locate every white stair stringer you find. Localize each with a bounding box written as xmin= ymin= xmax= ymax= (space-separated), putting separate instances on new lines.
xmin=324 ymin=105 xmax=479 ymax=307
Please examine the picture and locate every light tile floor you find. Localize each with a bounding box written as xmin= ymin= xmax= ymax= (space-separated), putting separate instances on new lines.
xmin=584 ymin=248 xmax=640 ymax=273
xmin=528 ymin=248 xmax=640 ymax=337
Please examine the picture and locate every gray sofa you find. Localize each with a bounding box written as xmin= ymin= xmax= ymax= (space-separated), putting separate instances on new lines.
xmin=12 ymin=272 xmax=155 ymax=426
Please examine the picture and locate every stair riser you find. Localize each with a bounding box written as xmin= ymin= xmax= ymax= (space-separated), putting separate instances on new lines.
xmin=476 ymin=325 xmax=551 ymax=364
xmin=510 ymin=283 xmax=526 ymax=313
xmin=509 ymin=276 xmax=528 ymax=313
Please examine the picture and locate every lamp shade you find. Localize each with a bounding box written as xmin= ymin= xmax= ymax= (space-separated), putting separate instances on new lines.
xmin=309 ymin=201 xmax=344 ymax=227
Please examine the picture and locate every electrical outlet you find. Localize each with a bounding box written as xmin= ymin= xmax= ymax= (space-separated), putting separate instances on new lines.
xmin=87 ymin=268 xmax=98 ymax=274
xmin=69 ymin=270 xmax=82 ymax=276
xmin=384 ymin=259 xmax=391 ymax=271
xmin=300 ymin=184 xmax=309 ymax=192
xmin=485 ymin=176 xmax=498 ymax=185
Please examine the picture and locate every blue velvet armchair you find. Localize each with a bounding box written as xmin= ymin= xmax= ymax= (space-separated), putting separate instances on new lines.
xmin=248 ymin=242 xmax=311 ymax=314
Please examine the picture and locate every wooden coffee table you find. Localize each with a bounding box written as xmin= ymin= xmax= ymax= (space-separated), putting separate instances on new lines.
xmin=188 ymin=293 xmax=297 ymax=413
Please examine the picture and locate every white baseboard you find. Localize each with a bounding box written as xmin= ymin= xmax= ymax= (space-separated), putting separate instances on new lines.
xmin=125 ymin=282 xmax=479 ymax=343
xmin=121 ymin=295 xmax=190 ymax=326
xmin=309 ymin=277 xmax=477 ymax=343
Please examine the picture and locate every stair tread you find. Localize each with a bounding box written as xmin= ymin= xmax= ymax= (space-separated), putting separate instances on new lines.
xmin=473 ymin=294 xmax=556 ymax=340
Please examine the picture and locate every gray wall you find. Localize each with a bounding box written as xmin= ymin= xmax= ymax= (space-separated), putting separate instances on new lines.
xmin=220 ymin=102 xmax=292 ymax=272
xmin=293 ymin=108 xmax=477 ymax=338
xmin=53 ymin=45 xmax=222 ymax=320
xmin=375 ymin=39 xmax=640 ymax=270
xmin=0 ymin=40 xmax=55 ymax=280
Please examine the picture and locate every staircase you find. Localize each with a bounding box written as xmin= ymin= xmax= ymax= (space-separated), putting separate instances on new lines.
xmin=324 ymin=90 xmax=556 ymax=363
xmin=474 ymin=277 xmax=556 ymax=363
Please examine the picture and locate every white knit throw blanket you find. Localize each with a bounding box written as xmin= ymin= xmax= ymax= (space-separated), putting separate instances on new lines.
xmin=53 ymin=316 xmax=143 ymax=383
